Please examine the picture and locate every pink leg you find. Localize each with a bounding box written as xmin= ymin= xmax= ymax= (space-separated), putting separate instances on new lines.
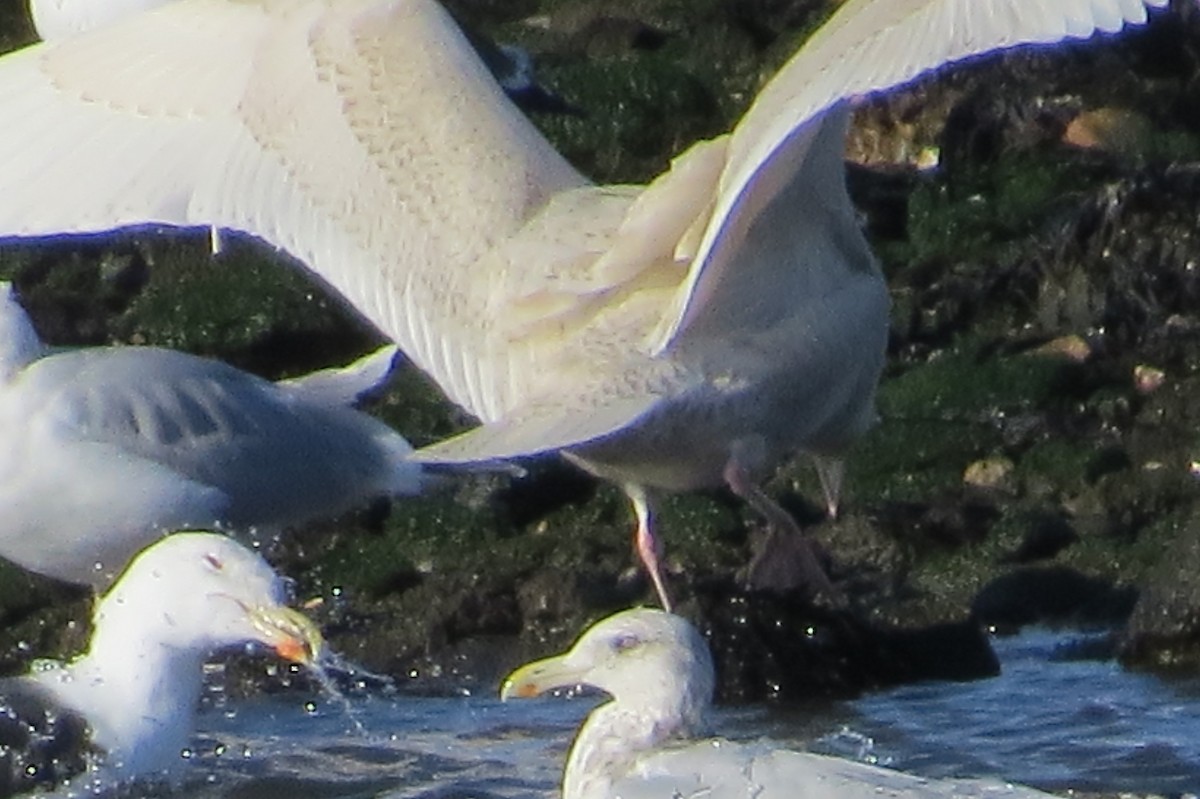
xmin=626 ymin=485 xmax=673 ymax=612
xmin=812 ymin=454 xmax=845 ymax=520
xmin=724 ymin=454 xmax=842 ymax=602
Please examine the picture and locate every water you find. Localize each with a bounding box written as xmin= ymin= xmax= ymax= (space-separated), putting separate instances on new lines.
xmin=76 ymin=629 xmax=1200 ymax=797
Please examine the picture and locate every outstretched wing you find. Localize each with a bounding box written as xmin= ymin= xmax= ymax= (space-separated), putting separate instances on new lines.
xmin=650 ymin=0 xmax=1168 ymax=353
xmin=0 ymin=0 xmax=586 ymax=422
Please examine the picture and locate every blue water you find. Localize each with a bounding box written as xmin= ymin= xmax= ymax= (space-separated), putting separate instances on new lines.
xmin=69 ymin=629 xmax=1200 ymax=797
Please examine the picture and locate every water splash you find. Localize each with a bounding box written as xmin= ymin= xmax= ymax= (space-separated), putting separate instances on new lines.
xmin=305 ymin=649 xmax=400 ymax=738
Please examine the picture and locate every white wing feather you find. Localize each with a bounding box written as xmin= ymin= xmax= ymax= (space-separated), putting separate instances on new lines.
xmin=0 ymin=0 xmax=1166 ymax=432
xmin=0 ymin=0 xmax=587 ymax=424
xmin=650 ymin=0 xmax=1169 ymax=353
xmin=30 ymin=0 xmax=172 ymax=40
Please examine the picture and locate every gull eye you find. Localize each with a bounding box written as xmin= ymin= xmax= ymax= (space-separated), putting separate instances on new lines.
xmin=204 ymin=553 xmax=224 ymax=572
xmin=610 ymin=633 xmax=641 ymax=654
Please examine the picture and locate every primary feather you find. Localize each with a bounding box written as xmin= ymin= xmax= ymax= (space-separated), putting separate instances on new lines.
xmin=0 ymin=0 xmax=1168 ymax=604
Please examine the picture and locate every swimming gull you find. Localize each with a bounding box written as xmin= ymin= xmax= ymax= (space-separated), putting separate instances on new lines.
xmin=0 ymin=281 xmax=424 ymax=587
xmin=0 ymin=531 xmax=322 ymax=794
xmin=502 ymin=607 xmax=1056 ymax=799
xmin=0 ymin=0 xmax=1168 ymax=607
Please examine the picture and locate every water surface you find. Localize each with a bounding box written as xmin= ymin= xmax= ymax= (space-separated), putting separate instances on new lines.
xmin=72 ymin=629 xmax=1200 ymax=797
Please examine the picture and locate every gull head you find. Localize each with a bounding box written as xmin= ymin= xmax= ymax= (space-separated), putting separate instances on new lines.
xmin=94 ymin=531 xmax=322 ymax=665
xmin=501 ymin=607 xmax=713 ymax=723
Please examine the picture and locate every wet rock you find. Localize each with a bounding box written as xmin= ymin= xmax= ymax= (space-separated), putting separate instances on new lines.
xmin=1001 ymin=512 xmax=1079 ymax=565
xmin=1119 ymin=507 xmax=1200 ymax=671
xmin=971 ymin=566 xmax=1138 ymax=629
xmin=870 ymin=497 xmax=1000 ymax=553
xmin=693 ymin=582 xmax=998 ymax=703
xmin=0 ymin=0 xmax=1198 ymax=696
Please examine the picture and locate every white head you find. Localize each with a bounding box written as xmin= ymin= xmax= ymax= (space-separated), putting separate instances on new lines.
xmin=38 ymin=532 xmax=321 ymax=779
xmin=0 ymin=281 xmax=46 ymax=381
xmin=501 ymin=608 xmax=714 ymax=799
xmin=503 ymin=608 xmax=713 ymax=712
xmin=92 ymin=531 xmax=321 ymax=664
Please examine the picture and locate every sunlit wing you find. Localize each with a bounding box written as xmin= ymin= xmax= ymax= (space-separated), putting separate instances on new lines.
xmin=0 ymin=0 xmax=587 ymax=423
xmin=30 ymin=0 xmax=173 ymax=40
xmin=649 ymin=0 xmax=1169 ymax=353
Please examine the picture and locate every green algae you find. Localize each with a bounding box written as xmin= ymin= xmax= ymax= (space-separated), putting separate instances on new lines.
xmin=0 ymin=0 xmax=1195 ymax=681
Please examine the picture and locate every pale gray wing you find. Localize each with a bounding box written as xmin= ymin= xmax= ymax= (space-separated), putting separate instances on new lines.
xmin=649 ymin=0 xmax=1169 ymax=352
xmin=277 ymin=344 xmax=399 ymax=407
xmin=0 ymin=0 xmax=587 ymax=424
xmin=23 ymin=348 xmax=421 ymax=515
xmin=619 ymin=740 xmax=1056 ymax=799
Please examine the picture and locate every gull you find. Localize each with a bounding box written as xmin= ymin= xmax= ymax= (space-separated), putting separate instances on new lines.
xmin=0 ymin=281 xmax=424 ymax=587
xmin=0 ymin=0 xmax=1167 ymax=607
xmin=0 ymin=531 xmax=322 ymax=793
xmin=501 ymin=607 xmax=1056 ymax=799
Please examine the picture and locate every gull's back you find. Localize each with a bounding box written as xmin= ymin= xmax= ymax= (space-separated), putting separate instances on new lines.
xmin=615 ymin=739 xmax=1057 ymax=799
xmin=0 ymin=341 xmax=419 ymax=585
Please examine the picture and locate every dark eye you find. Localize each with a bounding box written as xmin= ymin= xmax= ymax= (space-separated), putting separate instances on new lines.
xmin=610 ymin=633 xmax=641 ymax=653
xmin=204 ymin=553 xmax=224 ymax=571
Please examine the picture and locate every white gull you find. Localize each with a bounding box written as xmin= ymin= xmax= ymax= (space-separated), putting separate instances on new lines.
xmin=502 ymin=607 xmax=1057 ymax=799
xmin=0 ymin=0 xmax=1168 ymax=606
xmin=0 ymin=281 xmax=423 ymax=586
xmin=0 ymin=531 xmax=322 ymax=792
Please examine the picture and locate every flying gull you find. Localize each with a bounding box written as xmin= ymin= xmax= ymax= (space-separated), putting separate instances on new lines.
xmin=0 ymin=0 xmax=1168 ymax=607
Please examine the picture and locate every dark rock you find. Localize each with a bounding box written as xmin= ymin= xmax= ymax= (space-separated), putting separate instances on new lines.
xmin=490 ymin=461 xmax=599 ymax=531
xmin=0 ymin=0 xmax=1199 ymax=699
xmin=870 ymin=497 xmax=1000 ymax=553
xmin=718 ymin=0 xmax=827 ymax=50
xmin=1119 ymin=507 xmax=1200 ymax=671
xmin=1001 ymin=511 xmax=1079 ymax=564
xmin=971 ymin=566 xmax=1138 ymax=629
xmin=693 ymin=581 xmax=998 ymax=703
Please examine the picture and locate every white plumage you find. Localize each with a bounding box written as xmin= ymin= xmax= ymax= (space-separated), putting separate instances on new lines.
xmin=0 ymin=0 xmax=1167 ymax=605
xmin=0 ymin=531 xmax=322 ymax=790
xmin=0 ymin=282 xmax=423 ymax=586
xmin=28 ymin=0 xmax=168 ymax=40
xmin=502 ymin=608 xmax=1057 ymax=799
